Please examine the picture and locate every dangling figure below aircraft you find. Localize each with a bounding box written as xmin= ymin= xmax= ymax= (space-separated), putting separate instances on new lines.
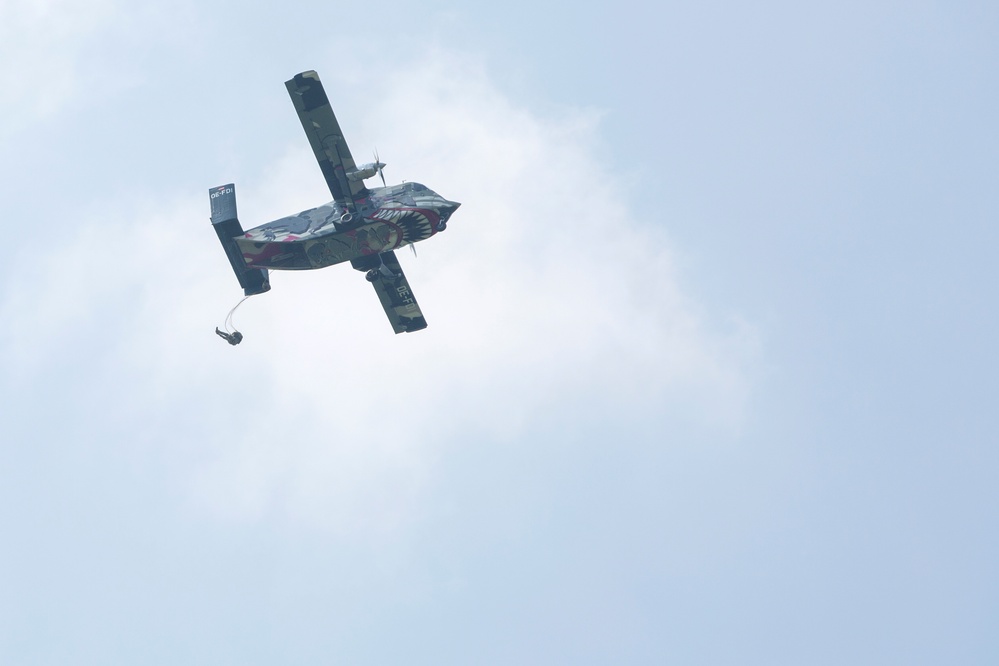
xmin=209 ymin=70 xmax=460 ymax=337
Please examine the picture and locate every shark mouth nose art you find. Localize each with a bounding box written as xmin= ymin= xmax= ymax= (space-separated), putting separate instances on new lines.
xmin=373 ymin=208 xmax=436 ymax=242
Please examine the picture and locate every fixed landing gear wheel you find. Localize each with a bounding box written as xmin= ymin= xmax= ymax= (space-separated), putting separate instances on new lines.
xmin=436 ymin=220 xmax=447 ymax=232
xmin=366 ymin=269 xmax=379 ymax=282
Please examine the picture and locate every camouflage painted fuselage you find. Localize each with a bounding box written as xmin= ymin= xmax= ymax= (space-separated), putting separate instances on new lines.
xmin=210 ymin=70 xmax=460 ymax=334
xmin=238 ymin=182 xmax=459 ymax=270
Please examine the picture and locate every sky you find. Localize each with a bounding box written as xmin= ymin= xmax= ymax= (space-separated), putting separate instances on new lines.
xmin=0 ymin=0 xmax=996 ymax=663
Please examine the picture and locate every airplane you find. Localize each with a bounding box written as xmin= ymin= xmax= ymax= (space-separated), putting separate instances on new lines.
xmin=209 ymin=70 xmax=460 ymax=341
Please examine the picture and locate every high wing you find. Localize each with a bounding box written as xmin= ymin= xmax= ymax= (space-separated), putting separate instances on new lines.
xmin=285 ymin=71 xmax=368 ymax=211
xmin=363 ymin=251 xmax=428 ymax=334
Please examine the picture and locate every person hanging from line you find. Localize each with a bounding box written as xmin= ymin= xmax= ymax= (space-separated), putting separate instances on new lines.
xmin=216 ymin=295 xmax=252 ymax=346
xmin=215 ymin=328 xmax=243 ymax=345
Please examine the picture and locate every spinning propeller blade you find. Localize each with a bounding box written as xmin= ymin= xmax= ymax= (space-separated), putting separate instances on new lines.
xmin=374 ymin=149 xmax=386 ymax=187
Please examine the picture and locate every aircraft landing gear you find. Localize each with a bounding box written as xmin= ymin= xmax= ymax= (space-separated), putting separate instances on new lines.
xmin=436 ymin=220 xmax=447 ymax=232
xmin=366 ymin=269 xmax=379 ymax=282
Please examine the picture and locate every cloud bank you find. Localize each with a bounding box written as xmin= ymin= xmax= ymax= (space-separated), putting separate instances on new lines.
xmin=0 ymin=49 xmax=752 ymax=537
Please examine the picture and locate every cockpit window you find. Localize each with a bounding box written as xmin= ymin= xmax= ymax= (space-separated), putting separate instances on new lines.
xmin=408 ymin=183 xmax=427 ymax=192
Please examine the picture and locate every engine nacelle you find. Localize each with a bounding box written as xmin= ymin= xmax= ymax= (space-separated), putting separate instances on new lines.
xmin=347 ymin=161 xmax=385 ymax=182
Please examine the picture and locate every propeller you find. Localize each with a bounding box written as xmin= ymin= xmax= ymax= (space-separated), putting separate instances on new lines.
xmin=374 ymin=149 xmax=386 ymax=187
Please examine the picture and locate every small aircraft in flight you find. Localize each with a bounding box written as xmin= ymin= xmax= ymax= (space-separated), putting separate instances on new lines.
xmin=209 ymin=70 xmax=460 ymax=342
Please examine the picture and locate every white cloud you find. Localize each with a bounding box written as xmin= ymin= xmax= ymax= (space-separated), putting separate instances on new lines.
xmin=0 ymin=0 xmax=199 ymax=134
xmin=0 ymin=0 xmax=118 ymax=124
xmin=0 ymin=49 xmax=754 ymax=537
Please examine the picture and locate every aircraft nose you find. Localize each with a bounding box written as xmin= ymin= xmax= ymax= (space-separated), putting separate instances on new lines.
xmin=436 ymin=200 xmax=460 ymax=232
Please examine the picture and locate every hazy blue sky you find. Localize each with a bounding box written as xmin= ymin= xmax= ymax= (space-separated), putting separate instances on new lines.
xmin=1 ymin=1 xmax=996 ymax=663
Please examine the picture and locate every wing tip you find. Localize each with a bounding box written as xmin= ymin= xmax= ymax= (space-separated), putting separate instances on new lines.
xmin=287 ymin=70 xmax=320 ymax=85
xmin=398 ymin=318 xmax=428 ymax=334
xmin=285 ymin=70 xmax=329 ymax=109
